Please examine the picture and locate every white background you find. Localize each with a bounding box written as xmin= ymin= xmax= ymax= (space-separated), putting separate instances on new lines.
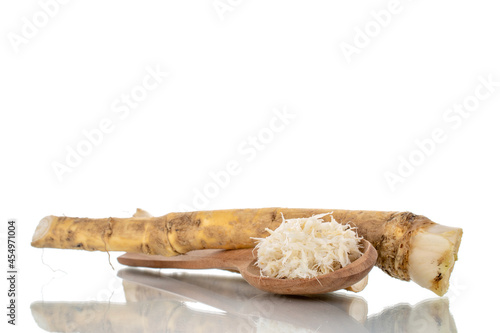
xmin=1 ymin=1 xmax=499 ymax=332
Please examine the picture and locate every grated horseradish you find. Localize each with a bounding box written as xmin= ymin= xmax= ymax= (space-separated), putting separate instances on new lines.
xmin=254 ymin=213 xmax=362 ymax=279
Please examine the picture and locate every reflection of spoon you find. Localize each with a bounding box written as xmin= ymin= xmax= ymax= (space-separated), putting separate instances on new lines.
xmin=118 ymin=239 xmax=377 ymax=295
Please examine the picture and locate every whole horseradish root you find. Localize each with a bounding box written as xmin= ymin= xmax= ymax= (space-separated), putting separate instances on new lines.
xmin=31 ymin=208 xmax=462 ymax=296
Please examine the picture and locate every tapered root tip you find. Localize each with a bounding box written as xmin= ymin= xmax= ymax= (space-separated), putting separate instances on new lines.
xmin=31 ymin=216 xmax=54 ymax=247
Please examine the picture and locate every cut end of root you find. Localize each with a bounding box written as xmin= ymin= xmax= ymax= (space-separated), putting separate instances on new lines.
xmin=408 ymin=224 xmax=463 ymax=296
xmin=32 ymin=216 xmax=54 ymax=246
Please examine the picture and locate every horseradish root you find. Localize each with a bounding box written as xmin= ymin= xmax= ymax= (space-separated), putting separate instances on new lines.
xmin=253 ymin=213 xmax=362 ymax=279
xmin=31 ymin=208 xmax=462 ymax=295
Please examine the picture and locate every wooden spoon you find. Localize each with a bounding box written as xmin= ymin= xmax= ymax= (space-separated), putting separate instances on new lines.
xmin=117 ymin=239 xmax=377 ymax=295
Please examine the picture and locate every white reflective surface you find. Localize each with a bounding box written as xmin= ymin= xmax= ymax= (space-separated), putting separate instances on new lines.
xmin=30 ymin=267 xmax=457 ymax=333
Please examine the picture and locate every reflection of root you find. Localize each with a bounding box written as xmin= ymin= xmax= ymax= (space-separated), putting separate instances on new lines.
xmin=30 ymin=300 xmax=178 ymax=333
xmin=365 ymin=298 xmax=457 ymax=333
xmin=30 ymin=299 xmax=245 ymax=333
xmin=256 ymin=317 xmax=317 ymax=333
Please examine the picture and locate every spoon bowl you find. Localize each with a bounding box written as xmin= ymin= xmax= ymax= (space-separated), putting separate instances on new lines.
xmin=118 ymin=239 xmax=377 ymax=295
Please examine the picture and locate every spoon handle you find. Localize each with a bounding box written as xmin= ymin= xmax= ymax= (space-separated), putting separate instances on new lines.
xmin=117 ymin=248 xmax=255 ymax=271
